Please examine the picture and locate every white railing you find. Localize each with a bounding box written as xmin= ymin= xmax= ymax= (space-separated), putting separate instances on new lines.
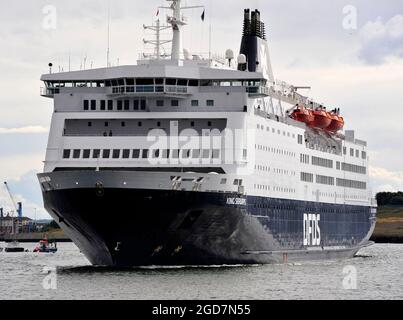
xmin=109 ymin=85 xmax=189 ymax=95
xmin=40 ymin=87 xmax=59 ymax=97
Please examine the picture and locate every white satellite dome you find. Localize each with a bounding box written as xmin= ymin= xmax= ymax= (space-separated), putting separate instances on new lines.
xmin=183 ymin=49 xmax=191 ymax=60
xmin=225 ymin=49 xmax=234 ymax=60
xmin=237 ymin=54 xmax=247 ymax=64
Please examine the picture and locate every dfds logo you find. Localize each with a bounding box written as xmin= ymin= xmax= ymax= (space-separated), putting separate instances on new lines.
xmin=303 ymin=214 xmax=321 ymax=246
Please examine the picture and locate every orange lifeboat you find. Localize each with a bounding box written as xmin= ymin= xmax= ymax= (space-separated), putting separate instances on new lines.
xmin=326 ymin=111 xmax=344 ymax=132
xmin=311 ymin=108 xmax=332 ymax=129
xmin=290 ymin=105 xmax=314 ymax=125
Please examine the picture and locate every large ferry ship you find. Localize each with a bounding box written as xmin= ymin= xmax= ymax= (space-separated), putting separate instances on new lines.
xmin=38 ymin=1 xmax=377 ymax=266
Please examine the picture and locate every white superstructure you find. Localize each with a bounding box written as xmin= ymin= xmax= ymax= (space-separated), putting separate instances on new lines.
xmin=40 ymin=1 xmax=374 ymax=209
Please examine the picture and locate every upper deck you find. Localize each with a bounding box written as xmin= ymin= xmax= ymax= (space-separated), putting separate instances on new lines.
xmin=40 ymin=60 xmax=269 ymax=98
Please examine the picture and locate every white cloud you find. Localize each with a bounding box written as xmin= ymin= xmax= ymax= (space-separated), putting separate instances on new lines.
xmin=369 ymin=166 xmax=403 ymax=193
xmin=358 ymin=14 xmax=403 ymax=64
xmin=0 ymin=153 xmax=44 ymax=181
xmin=0 ymin=126 xmax=49 ymax=134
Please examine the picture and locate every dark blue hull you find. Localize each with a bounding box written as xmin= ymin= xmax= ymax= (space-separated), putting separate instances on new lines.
xmin=40 ymin=184 xmax=376 ymax=266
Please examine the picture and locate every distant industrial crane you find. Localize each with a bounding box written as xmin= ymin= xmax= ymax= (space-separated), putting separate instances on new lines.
xmin=3 ymin=181 xmax=22 ymax=234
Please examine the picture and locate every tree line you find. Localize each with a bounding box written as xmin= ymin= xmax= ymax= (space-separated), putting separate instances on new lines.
xmin=376 ymin=192 xmax=403 ymax=206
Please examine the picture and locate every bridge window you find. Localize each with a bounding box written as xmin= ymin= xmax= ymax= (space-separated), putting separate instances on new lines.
xmin=122 ymin=149 xmax=130 ymax=159
xmin=191 ymin=100 xmax=199 ymax=107
xmin=107 ymin=100 xmax=113 ymax=110
xmin=142 ymin=149 xmax=149 ymax=159
xmin=207 ymin=100 xmax=214 ymax=107
xmin=177 ymin=79 xmax=187 ymax=86
xmin=171 ymin=100 xmax=179 ymax=107
xmin=63 ymin=149 xmax=71 ymax=159
xmin=93 ymin=149 xmax=100 ymax=159
xmin=124 ymin=100 xmax=130 ymax=110
xmin=166 ymin=78 xmax=177 ymax=85
xmin=83 ymin=100 xmax=89 ymax=111
xmin=90 ymin=100 xmax=96 ymax=111
xmin=103 ymin=150 xmax=111 ymax=159
xmin=133 ymin=100 xmax=139 ymax=110
xmin=188 ymin=80 xmax=199 ymax=86
xmin=132 ymin=149 xmax=140 ymax=159
xmin=137 ymin=78 xmax=154 ymax=85
xmin=83 ymin=149 xmax=91 ymax=159
xmin=73 ymin=150 xmax=81 ymax=159
xmin=140 ymin=100 xmax=146 ymax=110
xmin=100 ymin=100 xmax=106 ymax=110
xmin=117 ymin=100 xmax=123 ymax=111
xmin=113 ymin=149 xmax=120 ymax=159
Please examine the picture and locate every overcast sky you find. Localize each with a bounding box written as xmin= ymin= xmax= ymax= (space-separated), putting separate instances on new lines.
xmin=0 ymin=0 xmax=402 ymax=219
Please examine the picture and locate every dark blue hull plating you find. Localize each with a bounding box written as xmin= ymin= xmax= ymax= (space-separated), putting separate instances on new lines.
xmin=40 ymin=186 xmax=376 ymax=267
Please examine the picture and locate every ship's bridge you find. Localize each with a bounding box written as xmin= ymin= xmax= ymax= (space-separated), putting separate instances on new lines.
xmin=40 ymin=62 xmax=269 ymax=99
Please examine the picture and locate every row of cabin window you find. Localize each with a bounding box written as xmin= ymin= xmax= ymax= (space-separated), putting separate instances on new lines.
xmin=158 ymin=100 xmax=215 ymax=107
xmin=311 ymin=156 xmax=333 ymax=169
xmin=300 ymin=173 xmax=334 ymax=185
xmin=255 ymin=145 xmax=296 ymax=157
xmin=256 ymin=124 xmax=297 ymax=139
xmin=254 ymin=184 xmax=297 ymax=194
xmin=301 ymin=154 xmax=367 ymax=175
xmin=343 ymin=146 xmax=367 ymax=159
xmin=301 ymin=172 xmax=366 ymax=189
xmin=255 ymin=165 xmax=297 ymax=176
xmin=83 ymin=99 xmax=215 ymax=111
xmin=86 ymin=120 xmax=214 ymax=128
xmin=83 ymin=99 xmax=146 ymax=111
xmin=62 ymin=149 xmax=221 ymax=160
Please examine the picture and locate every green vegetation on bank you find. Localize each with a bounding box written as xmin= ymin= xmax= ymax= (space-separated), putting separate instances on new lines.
xmin=376 ymin=191 xmax=403 ymax=206
xmin=372 ymin=192 xmax=403 ymax=243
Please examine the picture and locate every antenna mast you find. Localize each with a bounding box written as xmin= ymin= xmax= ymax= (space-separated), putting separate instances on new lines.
xmin=159 ymin=0 xmax=204 ymax=60
xmin=143 ymin=19 xmax=172 ymax=60
xmin=106 ymin=0 xmax=111 ymax=67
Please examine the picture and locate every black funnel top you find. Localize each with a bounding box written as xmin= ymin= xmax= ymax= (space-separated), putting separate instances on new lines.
xmin=242 ymin=9 xmax=266 ymax=40
xmin=238 ymin=9 xmax=267 ymax=72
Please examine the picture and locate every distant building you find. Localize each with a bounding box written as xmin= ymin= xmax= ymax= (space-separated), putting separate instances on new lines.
xmin=0 ymin=214 xmax=37 ymax=234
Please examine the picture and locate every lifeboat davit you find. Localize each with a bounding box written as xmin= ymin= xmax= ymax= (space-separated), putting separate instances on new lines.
xmin=310 ymin=109 xmax=332 ymax=129
xmin=326 ymin=113 xmax=344 ymax=132
xmin=290 ymin=106 xmax=314 ymax=125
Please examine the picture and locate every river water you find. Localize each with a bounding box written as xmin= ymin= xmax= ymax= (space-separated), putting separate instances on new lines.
xmin=0 ymin=242 xmax=402 ymax=300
